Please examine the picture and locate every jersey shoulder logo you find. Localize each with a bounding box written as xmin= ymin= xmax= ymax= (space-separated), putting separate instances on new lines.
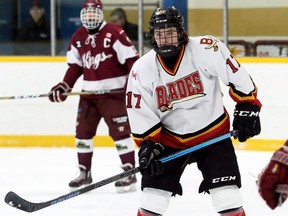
xmin=200 ymin=36 xmax=219 ymax=52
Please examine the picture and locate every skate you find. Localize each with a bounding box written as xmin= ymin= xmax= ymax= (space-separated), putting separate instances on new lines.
xmin=69 ymin=165 xmax=92 ymax=188
xmin=115 ymin=163 xmax=137 ymax=193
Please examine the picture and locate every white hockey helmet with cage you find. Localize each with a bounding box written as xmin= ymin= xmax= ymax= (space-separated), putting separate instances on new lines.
xmin=80 ymin=0 xmax=104 ymax=30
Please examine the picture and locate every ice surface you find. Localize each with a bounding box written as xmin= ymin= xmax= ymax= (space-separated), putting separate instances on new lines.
xmin=0 ymin=148 xmax=287 ymax=215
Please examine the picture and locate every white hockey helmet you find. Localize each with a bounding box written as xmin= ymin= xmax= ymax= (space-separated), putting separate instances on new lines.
xmin=80 ymin=0 xmax=104 ymax=30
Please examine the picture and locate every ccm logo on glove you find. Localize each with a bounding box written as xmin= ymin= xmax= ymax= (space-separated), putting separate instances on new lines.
xmin=232 ymin=103 xmax=261 ymax=142
xmin=234 ymin=110 xmax=259 ymax=117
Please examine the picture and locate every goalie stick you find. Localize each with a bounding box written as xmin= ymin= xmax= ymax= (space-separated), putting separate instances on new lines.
xmin=4 ymin=130 xmax=237 ymax=213
xmin=0 ymin=88 xmax=124 ymax=100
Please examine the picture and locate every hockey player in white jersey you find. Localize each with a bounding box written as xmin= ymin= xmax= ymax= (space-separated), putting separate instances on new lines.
xmin=126 ymin=6 xmax=262 ymax=216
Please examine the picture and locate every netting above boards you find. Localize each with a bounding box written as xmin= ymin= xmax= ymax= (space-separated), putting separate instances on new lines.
xmin=228 ymin=40 xmax=288 ymax=57
xmin=253 ymin=40 xmax=288 ymax=57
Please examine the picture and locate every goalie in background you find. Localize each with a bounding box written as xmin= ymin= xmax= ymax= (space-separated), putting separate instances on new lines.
xmin=48 ymin=0 xmax=139 ymax=193
xmin=126 ymin=6 xmax=262 ymax=216
xmin=257 ymin=139 xmax=288 ymax=209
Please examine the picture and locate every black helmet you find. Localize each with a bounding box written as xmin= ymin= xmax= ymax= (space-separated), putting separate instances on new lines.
xmin=149 ymin=6 xmax=185 ymax=57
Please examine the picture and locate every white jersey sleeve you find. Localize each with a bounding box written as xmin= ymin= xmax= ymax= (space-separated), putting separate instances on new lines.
xmin=192 ymin=36 xmax=259 ymax=104
xmin=126 ymin=51 xmax=162 ymax=139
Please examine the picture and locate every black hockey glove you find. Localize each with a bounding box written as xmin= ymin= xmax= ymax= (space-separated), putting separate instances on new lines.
xmin=138 ymin=139 xmax=164 ymax=177
xmin=233 ymin=103 xmax=261 ymax=142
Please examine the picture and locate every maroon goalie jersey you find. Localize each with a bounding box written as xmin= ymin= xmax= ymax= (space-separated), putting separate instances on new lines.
xmin=63 ymin=21 xmax=139 ymax=98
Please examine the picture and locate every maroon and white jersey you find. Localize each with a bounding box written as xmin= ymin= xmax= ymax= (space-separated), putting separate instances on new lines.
xmin=126 ymin=36 xmax=261 ymax=148
xmin=63 ymin=21 xmax=139 ymax=97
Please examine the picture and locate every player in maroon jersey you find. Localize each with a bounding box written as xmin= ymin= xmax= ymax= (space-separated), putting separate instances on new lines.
xmin=48 ymin=0 xmax=139 ymax=193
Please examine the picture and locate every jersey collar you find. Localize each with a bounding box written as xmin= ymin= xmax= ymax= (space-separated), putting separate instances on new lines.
xmin=157 ymin=45 xmax=185 ymax=76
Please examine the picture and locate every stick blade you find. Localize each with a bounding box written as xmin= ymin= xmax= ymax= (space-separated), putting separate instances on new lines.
xmin=4 ymin=191 xmax=36 ymax=212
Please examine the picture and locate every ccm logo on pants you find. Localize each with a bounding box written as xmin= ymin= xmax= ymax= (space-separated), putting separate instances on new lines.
xmin=212 ymin=176 xmax=236 ymax=183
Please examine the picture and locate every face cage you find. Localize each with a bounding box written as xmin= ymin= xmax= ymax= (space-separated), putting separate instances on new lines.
xmin=151 ymin=27 xmax=183 ymax=57
xmin=80 ymin=7 xmax=103 ymax=30
xmin=154 ymin=28 xmax=179 ymax=47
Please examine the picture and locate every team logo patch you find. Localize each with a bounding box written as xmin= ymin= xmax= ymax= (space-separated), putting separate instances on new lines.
xmin=155 ymin=9 xmax=167 ymax=16
xmin=159 ymin=93 xmax=206 ymax=112
xmin=106 ymin=33 xmax=112 ymax=38
xmin=132 ymin=70 xmax=137 ymax=80
xmin=115 ymin=143 xmax=128 ymax=151
xmin=112 ymin=116 xmax=128 ymax=124
xmin=200 ymin=36 xmax=219 ymax=52
xmin=82 ymin=51 xmax=113 ymax=69
xmin=76 ymin=141 xmax=90 ymax=149
xmin=156 ymin=71 xmax=205 ymax=112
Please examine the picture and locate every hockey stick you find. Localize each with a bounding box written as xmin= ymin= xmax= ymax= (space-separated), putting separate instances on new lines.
xmin=0 ymin=88 xmax=124 ymax=100
xmin=4 ymin=130 xmax=237 ymax=213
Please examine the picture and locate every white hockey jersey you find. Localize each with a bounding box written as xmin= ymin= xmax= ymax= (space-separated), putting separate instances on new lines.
xmin=126 ymin=36 xmax=261 ymax=148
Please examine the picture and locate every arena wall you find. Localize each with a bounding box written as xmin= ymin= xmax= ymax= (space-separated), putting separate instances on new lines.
xmin=102 ymin=0 xmax=288 ymax=38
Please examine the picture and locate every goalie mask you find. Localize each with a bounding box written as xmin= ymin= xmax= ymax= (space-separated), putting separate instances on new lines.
xmin=149 ymin=6 xmax=185 ymax=58
xmin=80 ymin=0 xmax=103 ymax=30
